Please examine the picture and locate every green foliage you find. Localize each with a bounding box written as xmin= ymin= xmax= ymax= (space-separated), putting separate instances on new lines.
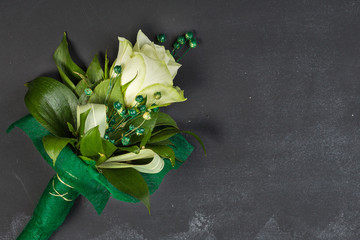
xmin=117 ymin=145 xmax=141 ymax=154
xmin=24 ymin=77 xmax=79 ymax=137
xmin=88 ymin=77 xmax=124 ymax=106
xmin=149 ymin=127 xmax=179 ymax=144
xmin=100 ymin=138 xmax=117 ymax=163
xmin=43 ymin=135 xmax=76 ymax=166
xmin=101 ymin=168 xmax=150 ymax=212
xmin=67 ymin=122 xmax=76 ymax=137
xmin=155 ymin=112 xmax=178 ymax=128
xmin=104 ymin=50 xmax=109 ymax=79
xmin=79 ymin=126 xmax=117 ymax=162
xmin=53 ymin=32 xmax=85 ymax=90
xmin=79 ymin=126 xmax=103 ymax=159
xmin=86 ymin=54 xmax=104 ymax=83
xmin=124 ymin=112 xmax=159 ymax=147
xmin=74 ymin=79 xmax=91 ymax=97
xmin=78 ymin=109 xmax=91 ymax=138
xmin=182 ymin=130 xmax=206 ymax=156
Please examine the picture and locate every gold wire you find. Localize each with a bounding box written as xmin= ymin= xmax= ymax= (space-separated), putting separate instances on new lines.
xmin=48 ymin=176 xmax=73 ymax=202
xmin=56 ymin=174 xmax=74 ymax=189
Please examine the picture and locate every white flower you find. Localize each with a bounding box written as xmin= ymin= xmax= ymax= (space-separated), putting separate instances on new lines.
xmin=111 ymin=30 xmax=186 ymax=107
xmin=76 ymin=103 xmax=107 ymax=136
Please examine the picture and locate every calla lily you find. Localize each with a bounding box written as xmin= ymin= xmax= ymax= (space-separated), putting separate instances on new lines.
xmin=98 ymin=149 xmax=165 ymax=174
xmin=76 ymin=103 xmax=107 ymax=137
xmin=110 ymin=30 xmax=186 ymax=107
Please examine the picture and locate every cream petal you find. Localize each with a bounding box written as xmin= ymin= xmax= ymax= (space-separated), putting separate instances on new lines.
xmin=140 ymin=44 xmax=158 ymax=60
xmin=76 ymin=104 xmax=107 ymax=137
xmin=139 ymin=53 xmax=173 ymax=88
xmin=122 ymin=53 xmax=147 ymax=107
xmin=110 ymin=37 xmax=133 ymax=78
xmin=133 ymin=29 xmax=152 ymax=52
xmin=137 ymin=83 xmax=187 ymax=106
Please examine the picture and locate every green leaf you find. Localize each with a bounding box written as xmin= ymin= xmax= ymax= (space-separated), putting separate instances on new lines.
xmin=79 ymin=155 xmax=96 ymax=166
xmin=182 ymin=130 xmax=206 ymax=156
xmin=118 ymin=145 xmax=141 ymax=154
xmin=155 ymin=112 xmax=178 ymax=128
xmin=43 ymin=135 xmax=75 ymax=166
xmin=101 ymin=168 xmax=150 ymax=212
xmin=88 ymin=77 xmax=124 ymax=106
xmin=74 ymin=79 xmax=91 ymax=97
xmin=87 ymin=54 xmax=104 ymax=83
xmin=78 ymin=109 xmax=91 ymax=137
xmin=148 ymin=128 xmax=179 ymax=144
xmin=79 ymin=126 xmax=103 ymax=158
xmin=101 ymin=138 xmax=117 ymax=158
xmin=24 ymin=77 xmax=79 ymax=137
xmin=135 ymin=112 xmax=158 ymax=147
xmin=67 ymin=122 xmax=77 ymax=136
xmin=53 ymin=32 xmax=85 ymax=89
xmin=146 ymin=144 xmax=176 ymax=167
xmin=104 ymin=50 xmax=109 ymax=79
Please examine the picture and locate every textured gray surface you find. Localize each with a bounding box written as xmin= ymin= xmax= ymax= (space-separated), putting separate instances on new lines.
xmin=1 ymin=0 xmax=360 ymax=239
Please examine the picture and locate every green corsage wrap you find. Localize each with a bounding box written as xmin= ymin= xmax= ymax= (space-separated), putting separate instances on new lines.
xmin=7 ymin=115 xmax=194 ymax=239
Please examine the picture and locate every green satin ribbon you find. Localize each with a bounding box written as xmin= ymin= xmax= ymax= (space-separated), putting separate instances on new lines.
xmin=7 ymin=115 xmax=194 ymax=239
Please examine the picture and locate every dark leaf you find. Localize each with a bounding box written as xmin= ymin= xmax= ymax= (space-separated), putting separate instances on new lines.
xmin=155 ymin=112 xmax=178 ymax=129
xmin=182 ymin=130 xmax=207 ymax=156
xmin=118 ymin=145 xmax=141 ymax=154
xmin=104 ymin=50 xmax=109 ymax=79
xmin=148 ymin=128 xmax=179 ymax=144
xmin=24 ymin=77 xmax=79 ymax=137
xmin=53 ymin=32 xmax=85 ymax=89
xmin=43 ymin=135 xmax=76 ymax=166
xmin=78 ymin=109 xmax=91 ymax=138
xmin=101 ymin=168 xmax=150 ymax=212
xmin=79 ymin=126 xmax=103 ymax=158
xmin=87 ymin=54 xmax=104 ymax=83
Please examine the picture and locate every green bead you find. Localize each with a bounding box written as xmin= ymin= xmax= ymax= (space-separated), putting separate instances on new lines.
xmin=173 ymin=42 xmax=180 ymax=49
xmin=138 ymin=105 xmax=146 ymax=112
xmin=110 ymin=139 xmax=115 ymax=144
xmin=104 ymin=134 xmax=110 ymax=140
xmin=136 ymin=128 xmax=145 ymax=136
xmin=152 ymin=107 xmax=159 ymax=112
xmin=129 ymin=124 xmax=135 ymax=130
xmin=154 ymin=92 xmax=161 ymax=100
xmin=113 ymin=101 xmax=122 ymax=110
xmin=157 ymin=34 xmax=166 ymax=43
xmin=185 ymin=31 xmax=194 ymax=40
xmin=128 ymin=109 xmax=137 ymax=116
xmin=189 ymin=39 xmax=197 ymax=48
xmin=177 ymin=36 xmax=186 ymax=45
xmin=114 ymin=65 xmax=122 ymax=74
xmin=119 ymin=109 xmax=127 ymax=117
xmin=135 ymin=95 xmax=144 ymax=103
xmin=84 ymin=88 xmax=93 ymax=96
xmin=121 ymin=136 xmax=130 ymax=145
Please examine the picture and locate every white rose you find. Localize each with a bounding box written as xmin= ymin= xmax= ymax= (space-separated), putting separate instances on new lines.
xmin=110 ymin=30 xmax=186 ymax=107
xmin=76 ymin=103 xmax=107 ymax=137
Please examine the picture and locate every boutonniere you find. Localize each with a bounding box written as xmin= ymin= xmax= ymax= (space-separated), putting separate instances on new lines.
xmin=8 ymin=30 xmax=205 ymax=239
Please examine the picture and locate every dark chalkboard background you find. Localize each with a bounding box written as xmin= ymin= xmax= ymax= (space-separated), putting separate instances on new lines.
xmin=2 ymin=0 xmax=360 ymax=239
